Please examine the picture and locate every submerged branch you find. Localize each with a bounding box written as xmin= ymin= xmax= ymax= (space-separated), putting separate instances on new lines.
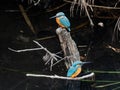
xmin=105 ymin=45 xmax=120 ymax=53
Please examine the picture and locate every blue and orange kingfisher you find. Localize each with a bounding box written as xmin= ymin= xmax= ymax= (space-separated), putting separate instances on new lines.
xmin=67 ymin=61 xmax=90 ymax=78
xmin=50 ymin=12 xmax=71 ymax=32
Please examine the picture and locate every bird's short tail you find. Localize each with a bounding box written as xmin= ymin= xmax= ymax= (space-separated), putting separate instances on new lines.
xmin=67 ymin=28 xmax=71 ymax=32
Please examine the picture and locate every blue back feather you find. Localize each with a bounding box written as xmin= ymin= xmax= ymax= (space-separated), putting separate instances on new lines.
xmin=59 ymin=16 xmax=71 ymax=31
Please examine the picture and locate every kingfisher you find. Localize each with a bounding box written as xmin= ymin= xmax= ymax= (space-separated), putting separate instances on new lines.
xmin=50 ymin=12 xmax=71 ymax=32
xmin=67 ymin=61 xmax=90 ymax=78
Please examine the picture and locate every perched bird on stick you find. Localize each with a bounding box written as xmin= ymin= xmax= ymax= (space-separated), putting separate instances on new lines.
xmin=50 ymin=12 xmax=71 ymax=32
xmin=67 ymin=61 xmax=90 ymax=78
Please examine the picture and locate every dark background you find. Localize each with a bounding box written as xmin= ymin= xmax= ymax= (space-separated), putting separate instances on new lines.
xmin=0 ymin=0 xmax=120 ymax=90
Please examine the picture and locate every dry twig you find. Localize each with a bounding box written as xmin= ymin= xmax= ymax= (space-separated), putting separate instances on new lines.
xmin=8 ymin=40 xmax=63 ymax=71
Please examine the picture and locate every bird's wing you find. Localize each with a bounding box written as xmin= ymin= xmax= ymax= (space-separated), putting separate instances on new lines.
xmin=59 ymin=16 xmax=70 ymax=28
xmin=67 ymin=65 xmax=80 ymax=77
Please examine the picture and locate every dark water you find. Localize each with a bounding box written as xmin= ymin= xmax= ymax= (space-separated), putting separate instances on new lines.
xmin=0 ymin=2 xmax=120 ymax=90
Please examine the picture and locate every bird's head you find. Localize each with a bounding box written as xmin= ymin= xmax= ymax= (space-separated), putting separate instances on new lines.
xmin=67 ymin=61 xmax=91 ymax=77
xmin=72 ymin=61 xmax=91 ymax=67
xmin=50 ymin=12 xmax=65 ymax=19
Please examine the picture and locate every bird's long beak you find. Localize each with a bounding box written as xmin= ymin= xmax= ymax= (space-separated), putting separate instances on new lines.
xmin=81 ymin=61 xmax=91 ymax=65
xmin=49 ymin=15 xmax=57 ymax=19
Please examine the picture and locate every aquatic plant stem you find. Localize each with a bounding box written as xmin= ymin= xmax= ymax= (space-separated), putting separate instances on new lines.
xmin=91 ymin=70 xmax=120 ymax=74
xmin=95 ymin=82 xmax=120 ymax=88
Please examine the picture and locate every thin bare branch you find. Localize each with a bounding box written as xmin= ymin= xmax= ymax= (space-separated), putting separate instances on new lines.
xmin=28 ymin=0 xmax=41 ymax=5
xmin=89 ymin=4 xmax=120 ymax=10
xmin=114 ymin=0 xmax=120 ymax=7
xmin=69 ymin=0 xmax=94 ymax=26
xmin=33 ymin=40 xmax=63 ymax=71
xmin=8 ymin=47 xmax=43 ymax=52
xmin=52 ymin=56 xmax=73 ymax=66
xmin=64 ymin=0 xmax=120 ymax=10
xmin=33 ymin=0 xmax=41 ymax=6
xmin=8 ymin=40 xmax=63 ymax=71
xmin=26 ymin=72 xmax=95 ymax=80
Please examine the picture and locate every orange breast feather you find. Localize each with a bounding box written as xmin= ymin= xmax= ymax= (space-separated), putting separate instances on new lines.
xmin=71 ymin=68 xmax=82 ymax=78
xmin=56 ymin=18 xmax=65 ymax=28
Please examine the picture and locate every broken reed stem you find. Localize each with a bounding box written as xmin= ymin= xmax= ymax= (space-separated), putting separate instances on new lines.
xmin=56 ymin=28 xmax=81 ymax=68
xmin=18 ymin=4 xmax=36 ymax=35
